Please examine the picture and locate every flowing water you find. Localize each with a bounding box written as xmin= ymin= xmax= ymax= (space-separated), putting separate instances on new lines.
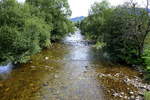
xmin=0 ymin=30 xmax=142 ymax=100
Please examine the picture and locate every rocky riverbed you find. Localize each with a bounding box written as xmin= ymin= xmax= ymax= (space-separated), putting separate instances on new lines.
xmin=0 ymin=31 xmax=149 ymax=100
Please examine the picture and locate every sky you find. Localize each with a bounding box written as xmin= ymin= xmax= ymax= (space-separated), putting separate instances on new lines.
xmin=18 ymin=0 xmax=147 ymax=18
xmin=68 ymin=0 xmax=128 ymax=17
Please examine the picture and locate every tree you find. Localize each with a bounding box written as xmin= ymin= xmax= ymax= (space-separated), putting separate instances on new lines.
xmin=26 ymin=0 xmax=75 ymax=41
xmin=80 ymin=0 xmax=112 ymax=41
xmin=80 ymin=0 xmax=150 ymax=65
xmin=0 ymin=0 xmax=51 ymax=64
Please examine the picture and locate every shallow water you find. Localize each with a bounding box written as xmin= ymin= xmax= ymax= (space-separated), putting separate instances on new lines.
xmin=0 ymin=30 xmax=142 ymax=100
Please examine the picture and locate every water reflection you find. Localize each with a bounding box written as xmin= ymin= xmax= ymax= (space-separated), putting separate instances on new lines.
xmin=0 ymin=30 xmax=141 ymax=100
xmin=64 ymin=29 xmax=84 ymax=42
xmin=0 ymin=63 xmax=13 ymax=80
xmin=38 ymin=30 xmax=105 ymax=100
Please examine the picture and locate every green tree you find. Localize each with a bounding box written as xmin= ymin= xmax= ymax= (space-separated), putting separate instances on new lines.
xmin=80 ymin=0 xmax=112 ymax=41
xmin=26 ymin=0 xmax=75 ymax=41
xmin=0 ymin=0 xmax=51 ymax=64
xmin=80 ymin=0 xmax=150 ymax=65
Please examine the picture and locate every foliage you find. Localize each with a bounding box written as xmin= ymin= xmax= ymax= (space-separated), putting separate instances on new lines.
xmin=103 ymin=6 xmax=149 ymax=65
xmin=80 ymin=0 xmax=112 ymax=41
xmin=0 ymin=0 xmax=51 ymax=64
xmin=143 ymin=34 xmax=150 ymax=81
xmin=144 ymin=92 xmax=150 ymax=100
xmin=26 ymin=0 xmax=75 ymax=41
xmin=80 ymin=0 xmax=150 ymax=65
xmin=93 ymin=42 xmax=106 ymax=50
xmin=0 ymin=0 xmax=73 ymax=64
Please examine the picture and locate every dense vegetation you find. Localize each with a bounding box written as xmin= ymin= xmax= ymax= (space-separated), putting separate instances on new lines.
xmin=26 ymin=0 xmax=75 ymax=41
xmin=0 ymin=0 xmax=74 ymax=64
xmin=143 ymin=34 xmax=150 ymax=81
xmin=80 ymin=0 xmax=150 ymax=81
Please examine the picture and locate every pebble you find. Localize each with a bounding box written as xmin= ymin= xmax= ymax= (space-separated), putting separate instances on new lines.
xmin=135 ymin=96 xmax=141 ymax=100
xmin=113 ymin=93 xmax=119 ymax=97
xmin=130 ymin=91 xmax=134 ymax=95
xmin=128 ymin=97 xmax=130 ymax=99
xmin=130 ymin=95 xmax=135 ymax=99
xmin=54 ymin=75 xmax=59 ymax=78
xmin=0 ymin=84 xmax=3 ymax=87
xmin=124 ymin=96 xmax=128 ymax=99
xmin=121 ymin=92 xmax=124 ymax=95
xmin=138 ymin=91 xmax=144 ymax=96
xmin=45 ymin=57 xmax=49 ymax=60
xmin=141 ymin=85 xmax=147 ymax=89
xmin=45 ymin=66 xmax=49 ymax=68
xmin=5 ymin=88 xmax=10 ymax=92
xmin=43 ymin=83 xmax=48 ymax=86
xmin=31 ymin=66 xmax=36 ymax=68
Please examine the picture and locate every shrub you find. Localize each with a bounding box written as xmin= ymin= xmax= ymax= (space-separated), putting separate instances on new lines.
xmin=143 ymin=35 xmax=150 ymax=81
xmin=0 ymin=0 xmax=51 ymax=64
xmin=80 ymin=1 xmax=150 ymax=65
xmin=144 ymin=92 xmax=150 ymax=100
xmin=26 ymin=0 xmax=75 ymax=41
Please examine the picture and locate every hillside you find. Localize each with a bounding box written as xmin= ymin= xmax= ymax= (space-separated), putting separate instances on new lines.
xmin=70 ymin=16 xmax=84 ymax=22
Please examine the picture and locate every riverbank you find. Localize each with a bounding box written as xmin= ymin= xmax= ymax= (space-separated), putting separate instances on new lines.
xmin=0 ymin=31 xmax=149 ymax=100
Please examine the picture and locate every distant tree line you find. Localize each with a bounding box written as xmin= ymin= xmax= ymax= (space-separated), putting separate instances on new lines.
xmin=0 ymin=0 xmax=74 ymax=64
xmin=79 ymin=0 xmax=150 ymax=81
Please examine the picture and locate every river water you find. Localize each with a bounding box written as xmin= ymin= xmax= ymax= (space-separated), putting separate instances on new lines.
xmin=0 ymin=30 xmax=142 ymax=100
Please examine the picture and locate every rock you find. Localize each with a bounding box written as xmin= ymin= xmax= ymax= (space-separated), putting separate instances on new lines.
xmin=124 ymin=96 xmax=128 ymax=99
xmin=119 ymin=95 xmax=123 ymax=98
xmin=147 ymin=86 xmax=150 ymax=91
xmin=130 ymin=95 xmax=135 ymax=100
xmin=0 ymin=84 xmax=3 ymax=87
xmin=31 ymin=66 xmax=36 ymax=68
xmin=56 ymin=90 xmax=59 ymax=94
xmin=130 ymin=91 xmax=134 ymax=95
xmin=50 ymin=67 xmax=54 ymax=69
xmin=43 ymin=83 xmax=48 ymax=86
xmin=45 ymin=66 xmax=49 ymax=68
xmin=138 ymin=91 xmax=144 ymax=97
xmin=107 ymin=90 xmax=111 ymax=93
xmin=107 ymin=74 xmax=111 ymax=77
xmin=5 ymin=88 xmax=10 ymax=92
xmin=54 ymin=75 xmax=59 ymax=78
xmin=141 ymin=85 xmax=147 ymax=89
xmin=30 ymin=83 xmax=34 ymax=86
xmin=85 ymin=66 xmax=88 ymax=69
xmin=121 ymin=92 xmax=124 ymax=95
xmin=135 ymin=96 xmax=143 ymax=100
xmin=113 ymin=93 xmax=119 ymax=97
xmin=45 ymin=57 xmax=49 ymax=60
xmin=128 ymin=97 xmax=130 ymax=99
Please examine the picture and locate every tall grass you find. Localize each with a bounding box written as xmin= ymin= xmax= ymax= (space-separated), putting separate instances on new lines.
xmin=144 ymin=92 xmax=150 ymax=100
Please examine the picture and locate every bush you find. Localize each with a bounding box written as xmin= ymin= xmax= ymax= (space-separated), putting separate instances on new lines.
xmin=0 ymin=0 xmax=51 ymax=64
xmin=144 ymin=92 xmax=150 ymax=100
xmin=80 ymin=1 xmax=150 ymax=65
xmin=26 ymin=0 xmax=75 ymax=41
xmin=143 ymin=35 xmax=150 ymax=81
xmin=103 ymin=7 xmax=146 ymax=65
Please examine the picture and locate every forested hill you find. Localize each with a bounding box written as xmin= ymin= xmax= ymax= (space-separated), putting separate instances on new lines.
xmin=70 ymin=16 xmax=85 ymax=22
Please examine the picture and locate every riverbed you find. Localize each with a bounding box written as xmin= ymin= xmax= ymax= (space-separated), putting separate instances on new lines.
xmin=0 ymin=30 xmax=148 ymax=100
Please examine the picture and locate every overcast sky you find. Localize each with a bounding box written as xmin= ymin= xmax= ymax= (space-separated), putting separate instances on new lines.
xmin=69 ymin=0 xmax=126 ymax=17
xmin=18 ymin=0 xmax=147 ymax=18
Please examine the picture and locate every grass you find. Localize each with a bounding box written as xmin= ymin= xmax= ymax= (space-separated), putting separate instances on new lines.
xmin=144 ymin=92 xmax=150 ymax=100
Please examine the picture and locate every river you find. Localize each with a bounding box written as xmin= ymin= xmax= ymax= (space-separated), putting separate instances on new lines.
xmin=0 ymin=30 xmax=146 ymax=100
